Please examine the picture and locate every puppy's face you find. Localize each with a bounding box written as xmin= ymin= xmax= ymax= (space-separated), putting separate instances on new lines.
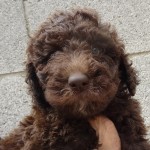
xmin=36 ymin=34 xmax=121 ymax=118
xmin=27 ymin=10 xmax=136 ymax=119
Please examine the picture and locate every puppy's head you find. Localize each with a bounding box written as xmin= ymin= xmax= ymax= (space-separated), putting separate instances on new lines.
xmin=26 ymin=9 xmax=138 ymax=118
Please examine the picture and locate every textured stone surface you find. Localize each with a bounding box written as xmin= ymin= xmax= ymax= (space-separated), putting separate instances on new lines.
xmin=0 ymin=0 xmax=28 ymax=74
xmin=25 ymin=0 xmax=150 ymax=53
xmin=0 ymin=0 xmax=149 ymax=140
xmin=131 ymin=54 xmax=150 ymax=126
xmin=0 ymin=75 xmax=31 ymax=137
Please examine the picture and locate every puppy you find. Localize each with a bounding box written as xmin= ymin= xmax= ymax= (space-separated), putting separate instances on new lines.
xmin=0 ymin=9 xmax=150 ymax=150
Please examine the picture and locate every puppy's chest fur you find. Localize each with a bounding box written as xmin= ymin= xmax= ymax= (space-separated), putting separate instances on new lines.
xmin=22 ymin=109 xmax=98 ymax=150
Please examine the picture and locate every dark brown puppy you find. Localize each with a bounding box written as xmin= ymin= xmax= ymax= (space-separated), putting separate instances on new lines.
xmin=0 ymin=9 xmax=150 ymax=150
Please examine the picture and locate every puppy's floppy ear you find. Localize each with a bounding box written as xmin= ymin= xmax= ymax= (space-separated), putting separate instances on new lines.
xmin=119 ymin=53 xmax=138 ymax=96
xmin=26 ymin=61 xmax=49 ymax=108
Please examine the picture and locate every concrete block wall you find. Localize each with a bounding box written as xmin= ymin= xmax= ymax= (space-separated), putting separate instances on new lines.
xmin=0 ymin=0 xmax=150 ymax=139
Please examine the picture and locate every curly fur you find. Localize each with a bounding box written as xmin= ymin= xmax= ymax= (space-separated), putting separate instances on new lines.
xmin=0 ymin=8 xmax=150 ymax=150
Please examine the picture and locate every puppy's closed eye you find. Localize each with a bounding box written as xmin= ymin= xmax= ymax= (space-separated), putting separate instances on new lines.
xmin=92 ymin=47 xmax=100 ymax=55
xmin=93 ymin=69 xmax=102 ymax=77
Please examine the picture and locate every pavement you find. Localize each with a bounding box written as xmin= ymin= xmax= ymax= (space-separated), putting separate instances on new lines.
xmin=0 ymin=0 xmax=150 ymax=139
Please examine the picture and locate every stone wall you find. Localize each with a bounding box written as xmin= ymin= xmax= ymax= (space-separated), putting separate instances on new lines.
xmin=0 ymin=0 xmax=150 ymax=138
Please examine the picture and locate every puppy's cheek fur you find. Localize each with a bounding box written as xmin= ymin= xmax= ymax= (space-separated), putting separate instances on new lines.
xmin=44 ymin=81 xmax=118 ymax=118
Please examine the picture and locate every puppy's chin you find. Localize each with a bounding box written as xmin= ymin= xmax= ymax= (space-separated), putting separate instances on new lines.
xmin=54 ymin=101 xmax=109 ymax=119
xmin=44 ymin=87 xmax=117 ymax=119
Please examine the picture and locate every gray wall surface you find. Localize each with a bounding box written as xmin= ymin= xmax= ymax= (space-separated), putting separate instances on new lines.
xmin=0 ymin=0 xmax=150 ymax=139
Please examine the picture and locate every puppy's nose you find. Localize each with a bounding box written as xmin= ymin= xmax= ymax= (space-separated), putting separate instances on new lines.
xmin=68 ymin=73 xmax=89 ymax=89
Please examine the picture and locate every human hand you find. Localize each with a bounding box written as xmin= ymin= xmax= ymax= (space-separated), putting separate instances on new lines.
xmin=89 ymin=115 xmax=121 ymax=150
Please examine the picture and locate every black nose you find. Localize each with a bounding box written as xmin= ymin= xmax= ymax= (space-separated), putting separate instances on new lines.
xmin=68 ymin=72 xmax=89 ymax=89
